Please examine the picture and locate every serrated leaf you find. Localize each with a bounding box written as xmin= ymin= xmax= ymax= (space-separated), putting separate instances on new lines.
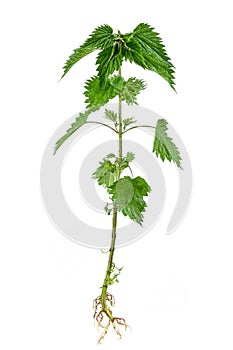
xmin=122 ymin=23 xmax=175 ymax=90
xmin=108 ymin=176 xmax=151 ymax=225
xmin=84 ymin=75 xmax=123 ymax=108
xmin=122 ymin=78 xmax=146 ymax=105
xmin=122 ymin=37 xmax=145 ymax=65
xmin=110 ymin=75 xmax=124 ymax=91
xmin=104 ymin=109 xmax=117 ymax=122
xmin=106 ymin=153 xmax=116 ymax=159
xmin=133 ymin=23 xmax=173 ymax=65
xmin=110 ymin=177 xmax=135 ymax=210
xmin=132 ymin=23 xmax=175 ymax=90
xmin=92 ymin=159 xmax=117 ymax=188
xmin=54 ymin=107 xmax=98 ymax=154
xmin=125 ymin=152 xmax=135 ymax=162
xmin=96 ymin=44 xmax=123 ymax=84
xmin=153 ymin=119 xmax=182 ymax=168
xmin=61 ymin=25 xmax=114 ymax=78
xmin=123 ymin=118 xmax=136 ymax=130
xmin=142 ymin=51 xmax=175 ymax=89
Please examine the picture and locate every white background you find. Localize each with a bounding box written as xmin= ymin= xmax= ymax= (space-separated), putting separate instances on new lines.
xmin=1 ymin=0 xmax=233 ymax=349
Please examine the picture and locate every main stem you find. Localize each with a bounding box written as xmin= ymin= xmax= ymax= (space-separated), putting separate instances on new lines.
xmin=100 ymin=68 xmax=123 ymax=320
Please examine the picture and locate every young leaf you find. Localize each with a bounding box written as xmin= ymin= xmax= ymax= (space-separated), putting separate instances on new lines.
xmin=123 ymin=117 xmax=136 ymax=130
xmin=84 ymin=75 xmax=123 ymax=108
xmin=54 ymin=107 xmax=98 ymax=154
xmin=104 ymin=109 xmax=117 ymax=122
xmin=61 ymin=25 xmax=114 ymax=78
xmin=105 ymin=153 xmax=116 ymax=159
xmin=122 ymin=78 xmax=146 ymax=105
xmin=125 ymin=152 xmax=135 ymax=162
xmin=108 ymin=176 xmax=151 ymax=225
xmin=153 ymin=119 xmax=182 ymax=168
xmin=92 ymin=159 xmax=117 ymax=188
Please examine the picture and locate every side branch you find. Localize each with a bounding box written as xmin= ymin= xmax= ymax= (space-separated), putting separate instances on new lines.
xmin=86 ymin=121 xmax=118 ymax=133
xmin=123 ymin=125 xmax=156 ymax=134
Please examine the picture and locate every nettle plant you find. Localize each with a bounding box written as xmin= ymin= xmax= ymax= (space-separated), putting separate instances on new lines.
xmin=54 ymin=23 xmax=182 ymax=343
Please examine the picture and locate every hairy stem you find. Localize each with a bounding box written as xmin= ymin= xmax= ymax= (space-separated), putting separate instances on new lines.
xmin=99 ymin=67 xmax=123 ymax=319
xmin=118 ymin=67 xmax=123 ymax=163
xmin=100 ymin=208 xmax=117 ymax=321
xmin=93 ymin=68 xmax=129 ymax=343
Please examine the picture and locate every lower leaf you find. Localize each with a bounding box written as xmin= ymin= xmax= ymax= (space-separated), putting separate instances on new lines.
xmin=108 ymin=176 xmax=151 ymax=225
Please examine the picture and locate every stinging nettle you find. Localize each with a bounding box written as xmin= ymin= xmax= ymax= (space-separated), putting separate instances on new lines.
xmin=54 ymin=23 xmax=182 ymax=343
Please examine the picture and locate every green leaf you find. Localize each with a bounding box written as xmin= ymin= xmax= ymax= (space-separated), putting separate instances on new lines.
xmin=92 ymin=159 xmax=117 ymax=188
xmin=122 ymin=23 xmax=175 ymax=90
xmin=110 ymin=74 xmax=124 ymax=91
xmin=121 ymin=78 xmax=146 ymax=105
xmin=122 ymin=36 xmax=145 ymax=65
xmin=153 ymin=119 xmax=182 ymax=168
xmin=141 ymin=51 xmax=175 ymax=90
xmin=105 ymin=153 xmax=116 ymax=159
xmin=133 ymin=23 xmax=173 ymax=65
xmin=96 ymin=44 xmax=123 ymax=84
xmin=108 ymin=176 xmax=151 ymax=225
xmin=125 ymin=152 xmax=135 ymax=162
xmin=84 ymin=75 xmax=123 ymax=108
xmin=54 ymin=107 xmax=98 ymax=154
xmin=61 ymin=25 xmax=114 ymax=78
xmin=110 ymin=177 xmax=135 ymax=210
xmin=104 ymin=109 xmax=117 ymax=122
xmin=123 ymin=117 xmax=136 ymax=130
xmin=106 ymin=264 xmax=123 ymax=286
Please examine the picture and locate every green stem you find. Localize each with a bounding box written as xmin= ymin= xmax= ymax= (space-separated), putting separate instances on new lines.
xmin=118 ymin=67 xmax=123 ymax=163
xmin=100 ymin=208 xmax=117 ymax=321
xmin=100 ymin=68 xmax=123 ymax=319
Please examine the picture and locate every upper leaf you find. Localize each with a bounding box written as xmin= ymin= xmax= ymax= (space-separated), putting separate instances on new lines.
xmin=122 ymin=36 xmax=144 ymax=65
xmin=54 ymin=107 xmax=98 ymax=154
xmin=96 ymin=44 xmax=123 ymax=84
xmin=61 ymin=25 xmax=114 ymax=78
xmin=121 ymin=78 xmax=146 ymax=105
xmin=61 ymin=22 xmax=175 ymax=92
xmin=123 ymin=23 xmax=175 ymax=90
xmin=153 ymin=119 xmax=182 ymax=168
xmin=133 ymin=23 xmax=173 ymax=66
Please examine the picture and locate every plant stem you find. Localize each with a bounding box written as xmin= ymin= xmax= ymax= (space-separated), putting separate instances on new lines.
xmin=118 ymin=67 xmax=123 ymax=163
xmin=100 ymin=208 xmax=117 ymax=321
xmin=100 ymin=68 xmax=123 ymax=319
